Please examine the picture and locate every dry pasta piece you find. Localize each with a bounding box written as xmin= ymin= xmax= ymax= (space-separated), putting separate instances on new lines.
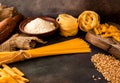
xmin=100 ymin=24 xmax=108 ymax=33
xmin=0 ymin=64 xmax=29 ymax=83
xmin=94 ymin=23 xmax=120 ymax=42
xmin=2 ymin=65 xmax=17 ymax=77
xmin=12 ymin=67 xmax=24 ymax=76
xmin=107 ymin=25 xmax=119 ymax=33
xmin=0 ymin=68 xmax=17 ymax=83
xmin=94 ymin=27 xmax=100 ymax=35
xmin=101 ymin=32 xmax=113 ymax=38
xmin=112 ymin=35 xmax=120 ymax=42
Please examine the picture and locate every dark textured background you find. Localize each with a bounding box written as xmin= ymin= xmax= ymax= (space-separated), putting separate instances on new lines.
xmin=0 ymin=0 xmax=120 ymax=83
xmin=1 ymin=0 xmax=120 ymax=23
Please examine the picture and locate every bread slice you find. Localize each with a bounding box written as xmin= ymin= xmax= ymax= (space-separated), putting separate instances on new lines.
xmin=85 ymin=30 xmax=120 ymax=59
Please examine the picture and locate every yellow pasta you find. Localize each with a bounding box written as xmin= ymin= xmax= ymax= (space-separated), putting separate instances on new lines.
xmin=94 ymin=23 xmax=120 ymax=42
xmin=78 ymin=11 xmax=100 ymax=32
xmin=0 ymin=64 xmax=29 ymax=83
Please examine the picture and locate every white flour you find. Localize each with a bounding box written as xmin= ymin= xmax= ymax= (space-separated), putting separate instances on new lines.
xmin=24 ymin=18 xmax=56 ymax=34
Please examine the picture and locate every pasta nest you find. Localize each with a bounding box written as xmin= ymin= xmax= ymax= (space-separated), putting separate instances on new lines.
xmin=78 ymin=11 xmax=100 ymax=32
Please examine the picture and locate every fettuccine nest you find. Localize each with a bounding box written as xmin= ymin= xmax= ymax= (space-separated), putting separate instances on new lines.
xmin=56 ymin=14 xmax=78 ymax=37
xmin=78 ymin=11 xmax=100 ymax=32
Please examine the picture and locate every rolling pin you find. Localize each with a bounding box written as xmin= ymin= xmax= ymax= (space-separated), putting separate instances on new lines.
xmin=0 ymin=14 xmax=24 ymax=44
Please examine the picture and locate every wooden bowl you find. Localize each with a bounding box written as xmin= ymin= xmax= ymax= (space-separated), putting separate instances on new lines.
xmin=19 ymin=16 xmax=59 ymax=38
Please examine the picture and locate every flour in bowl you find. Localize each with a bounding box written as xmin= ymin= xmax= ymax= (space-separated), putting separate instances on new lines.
xmin=24 ymin=18 xmax=56 ymax=34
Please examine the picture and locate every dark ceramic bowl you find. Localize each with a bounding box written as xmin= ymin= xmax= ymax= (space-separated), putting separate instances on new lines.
xmin=19 ymin=16 xmax=59 ymax=38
